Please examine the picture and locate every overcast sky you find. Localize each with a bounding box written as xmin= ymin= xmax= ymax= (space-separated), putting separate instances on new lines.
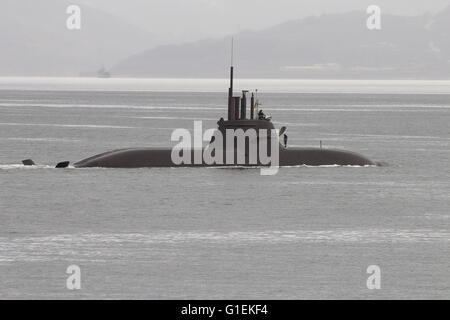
xmin=82 ymin=0 xmax=450 ymax=43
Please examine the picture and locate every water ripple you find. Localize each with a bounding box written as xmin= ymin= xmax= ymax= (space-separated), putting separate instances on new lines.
xmin=0 ymin=229 xmax=448 ymax=263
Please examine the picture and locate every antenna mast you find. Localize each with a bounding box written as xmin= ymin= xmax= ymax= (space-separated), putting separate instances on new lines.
xmin=231 ymin=37 xmax=234 ymax=67
xmin=229 ymin=37 xmax=234 ymax=98
xmin=228 ymin=38 xmax=235 ymax=120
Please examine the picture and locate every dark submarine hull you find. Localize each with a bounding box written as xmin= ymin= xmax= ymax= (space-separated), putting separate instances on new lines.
xmin=73 ymin=147 xmax=375 ymax=168
xmin=23 ymin=62 xmax=377 ymax=169
xmin=72 ymin=64 xmax=376 ymax=169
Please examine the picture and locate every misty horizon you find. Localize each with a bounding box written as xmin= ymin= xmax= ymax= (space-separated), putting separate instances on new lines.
xmin=2 ymin=1 xmax=450 ymax=79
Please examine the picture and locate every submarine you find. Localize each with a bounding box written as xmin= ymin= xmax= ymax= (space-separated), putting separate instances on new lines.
xmin=23 ymin=64 xmax=375 ymax=169
xmin=70 ymin=64 xmax=375 ymax=169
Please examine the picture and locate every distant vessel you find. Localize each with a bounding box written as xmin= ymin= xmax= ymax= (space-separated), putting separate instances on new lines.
xmin=97 ymin=67 xmax=111 ymax=78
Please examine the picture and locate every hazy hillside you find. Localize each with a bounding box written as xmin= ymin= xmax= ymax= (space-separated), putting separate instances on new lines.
xmin=0 ymin=0 xmax=154 ymax=76
xmin=427 ymin=5 xmax=450 ymax=63
xmin=113 ymin=8 xmax=450 ymax=79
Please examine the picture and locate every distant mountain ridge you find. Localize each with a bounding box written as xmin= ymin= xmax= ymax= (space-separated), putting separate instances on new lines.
xmin=112 ymin=7 xmax=450 ymax=79
xmin=0 ymin=0 xmax=154 ymax=76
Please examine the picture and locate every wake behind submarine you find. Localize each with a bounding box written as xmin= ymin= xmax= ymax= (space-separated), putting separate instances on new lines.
xmin=24 ymin=65 xmax=375 ymax=169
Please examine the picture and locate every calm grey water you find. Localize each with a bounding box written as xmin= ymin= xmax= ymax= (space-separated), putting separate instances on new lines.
xmin=0 ymin=83 xmax=449 ymax=299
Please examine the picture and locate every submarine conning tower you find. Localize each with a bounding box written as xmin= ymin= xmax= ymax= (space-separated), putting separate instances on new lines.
xmin=218 ymin=65 xmax=276 ymax=136
xmin=211 ymin=64 xmax=278 ymax=165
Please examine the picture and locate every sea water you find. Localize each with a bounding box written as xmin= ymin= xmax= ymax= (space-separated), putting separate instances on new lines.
xmin=0 ymin=78 xmax=449 ymax=299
